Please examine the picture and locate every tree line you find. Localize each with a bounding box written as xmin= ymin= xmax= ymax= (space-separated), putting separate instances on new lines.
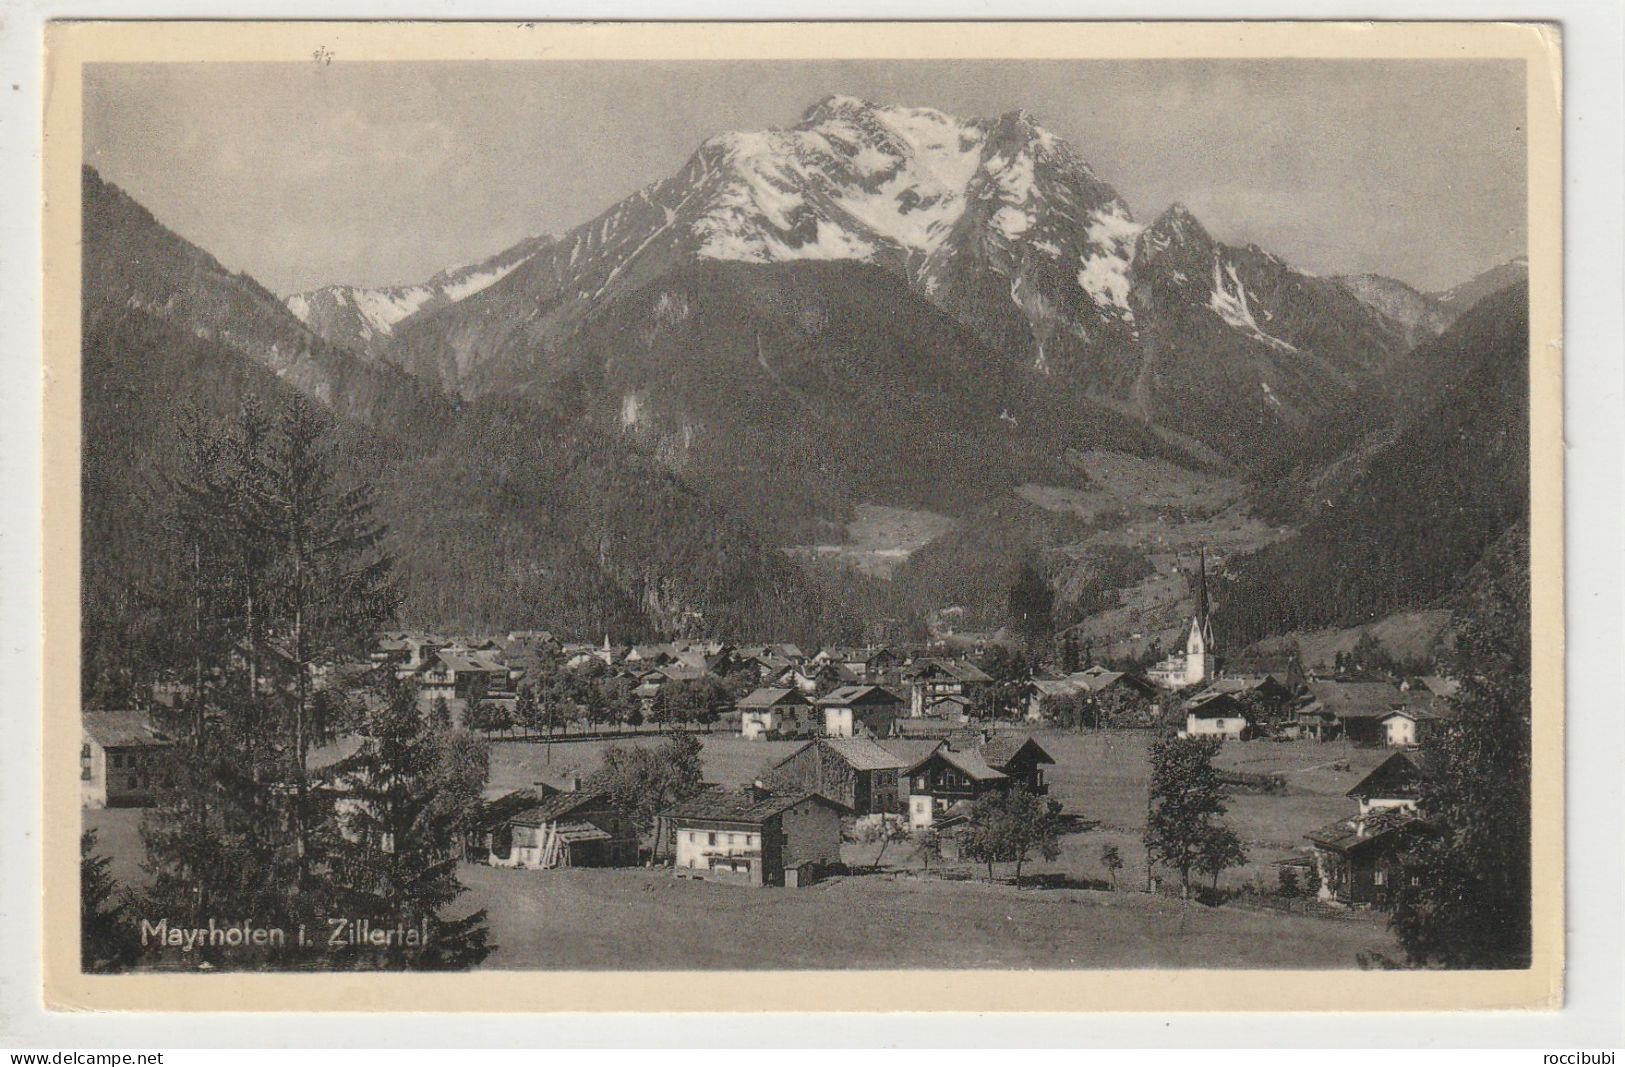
xmin=82 ymin=397 xmax=492 ymax=972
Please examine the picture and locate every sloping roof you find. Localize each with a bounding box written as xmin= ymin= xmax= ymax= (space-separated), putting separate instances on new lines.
xmin=427 ymin=652 xmax=503 ymax=675
xmin=1414 ymin=675 xmax=1461 ymax=698
xmin=475 ymin=787 xmax=555 ymax=828
xmin=818 ymin=684 xmax=904 ymax=707
xmin=1347 ymin=751 xmax=1427 ymax=801
xmin=660 ymin=788 xmax=851 ymax=823
xmin=736 ymin=686 xmax=810 ymax=709
xmin=553 ymin=820 xmax=614 ymax=844
xmin=907 ymin=745 xmax=1007 ymax=782
xmin=82 ymin=710 xmax=171 ymax=749
xmin=1306 ymin=811 xmax=1429 ymax=854
xmin=510 ymin=791 xmax=611 ymax=827
xmin=1204 ymin=674 xmax=1287 ymax=695
xmin=977 ymin=733 xmax=1055 ymax=769
xmin=812 ymin=737 xmax=916 ymax=769
xmin=1184 ymin=690 xmax=1250 ymax=717
xmin=1030 ymin=678 xmax=1084 ymax=699
xmin=879 ymin=738 xmax=947 ymax=767
xmin=1306 ymin=680 xmax=1406 ymax=719
xmin=947 ymin=661 xmax=994 ymax=684
xmin=1074 ymin=669 xmax=1125 ymax=692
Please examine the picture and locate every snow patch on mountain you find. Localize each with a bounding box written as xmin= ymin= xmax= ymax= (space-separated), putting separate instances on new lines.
xmin=1075 ymin=207 xmax=1144 ymax=317
xmin=349 ymin=287 xmax=438 ymax=339
xmin=984 ymin=146 xmax=1038 ymax=239
xmin=440 ymin=257 xmax=530 ymax=303
xmin=691 ymin=100 xmax=992 ymax=264
xmin=1209 ymin=256 xmax=1294 ymax=350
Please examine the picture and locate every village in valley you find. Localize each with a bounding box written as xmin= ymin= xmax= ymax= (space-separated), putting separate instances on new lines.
xmin=74 ymin=70 xmax=1534 ymax=976
xmin=83 ymin=554 xmax=1463 ymax=970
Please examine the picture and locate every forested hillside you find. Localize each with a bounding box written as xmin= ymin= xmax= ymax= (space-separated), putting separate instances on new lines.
xmin=1215 ymin=283 xmax=1529 ymax=648
xmin=81 ymin=173 xmax=855 ymax=698
xmin=520 ymin=260 xmax=1186 ymax=543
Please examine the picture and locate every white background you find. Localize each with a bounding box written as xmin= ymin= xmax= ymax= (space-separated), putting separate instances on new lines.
xmin=0 ymin=0 xmax=1619 ymax=1051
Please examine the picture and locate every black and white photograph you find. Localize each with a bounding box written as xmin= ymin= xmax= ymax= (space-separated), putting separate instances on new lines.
xmin=43 ymin=20 xmax=1565 ymax=1012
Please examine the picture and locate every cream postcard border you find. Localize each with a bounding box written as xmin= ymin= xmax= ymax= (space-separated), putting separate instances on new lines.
xmin=40 ymin=19 xmax=1564 ymax=1014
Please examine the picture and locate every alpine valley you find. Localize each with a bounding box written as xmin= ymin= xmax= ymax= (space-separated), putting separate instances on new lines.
xmin=83 ymin=96 xmax=1530 ymax=665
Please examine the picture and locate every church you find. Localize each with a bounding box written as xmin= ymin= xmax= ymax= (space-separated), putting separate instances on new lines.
xmin=1148 ymin=550 xmax=1219 ymax=690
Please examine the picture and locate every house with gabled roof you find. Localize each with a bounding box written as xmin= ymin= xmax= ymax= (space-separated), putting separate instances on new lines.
xmin=414 ymin=650 xmax=509 ymax=703
xmin=660 ymin=788 xmax=851 ymax=887
xmin=82 ymin=710 xmax=175 ymax=808
xmin=1305 ymin=809 xmax=1433 ymax=908
xmin=972 ymin=731 xmax=1055 ymax=795
xmin=737 ymin=686 xmax=816 ymax=740
xmin=901 ymin=657 xmax=993 ymax=717
xmin=1180 ymin=690 xmax=1254 ymax=741
xmin=1300 ymin=680 xmax=1409 ymax=745
xmin=817 ymin=685 xmax=905 ymax=738
xmin=902 ymin=745 xmax=1008 ymax=829
xmin=1306 ymin=751 xmax=1437 ymax=908
xmin=478 ymin=789 xmax=637 ymax=869
xmin=766 ymin=738 xmax=910 ymax=817
xmin=1346 ymin=751 xmax=1429 ymax=816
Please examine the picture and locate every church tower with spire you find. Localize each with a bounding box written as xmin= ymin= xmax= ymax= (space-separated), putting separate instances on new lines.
xmin=1151 ymin=546 xmax=1219 ymax=688
xmin=1184 ymin=547 xmax=1217 ymax=683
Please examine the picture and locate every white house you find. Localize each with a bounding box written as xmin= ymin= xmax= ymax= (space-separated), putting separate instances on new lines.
xmin=736 ymin=687 xmax=815 ymax=740
xmin=82 ymin=710 xmax=174 ymax=808
xmin=1180 ymin=691 xmax=1250 ymax=741
xmin=661 ymin=788 xmax=850 ymax=887
xmin=816 ymin=685 xmax=904 ymax=738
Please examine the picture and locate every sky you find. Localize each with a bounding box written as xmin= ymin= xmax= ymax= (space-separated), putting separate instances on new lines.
xmin=84 ymin=59 xmax=1527 ymax=296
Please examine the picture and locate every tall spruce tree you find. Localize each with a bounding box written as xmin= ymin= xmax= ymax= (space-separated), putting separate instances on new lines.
xmin=140 ymin=407 xmax=306 ymax=956
xmin=1390 ymin=525 xmax=1532 ymax=968
xmin=138 ymin=398 xmax=399 ymax=963
xmin=255 ymin=396 xmax=399 ymax=889
xmin=81 ymin=831 xmax=141 ymax=973
xmin=326 ymin=679 xmax=492 ymax=969
xmin=1007 ymin=559 xmax=1054 ymax=670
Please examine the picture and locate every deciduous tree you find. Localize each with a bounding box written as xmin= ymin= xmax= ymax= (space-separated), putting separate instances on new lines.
xmin=1143 ymin=735 xmax=1237 ymax=898
xmin=1100 ymin=843 xmax=1124 ymax=890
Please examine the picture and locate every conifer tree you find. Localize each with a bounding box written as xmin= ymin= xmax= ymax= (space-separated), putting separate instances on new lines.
xmin=138 ymin=398 xmax=398 ymax=958
xmin=255 ymin=396 xmax=399 ymax=889
xmin=1390 ymin=525 xmax=1531 ymax=968
xmin=81 ymin=831 xmax=141 ymax=973
xmin=327 ymin=679 xmax=492 ymax=969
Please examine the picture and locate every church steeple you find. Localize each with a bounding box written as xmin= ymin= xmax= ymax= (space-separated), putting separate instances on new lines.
xmin=1195 ymin=546 xmax=1214 ymax=646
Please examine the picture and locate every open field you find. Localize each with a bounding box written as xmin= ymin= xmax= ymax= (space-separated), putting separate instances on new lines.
xmin=459 ymin=864 xmax=1395 ymax=970
xmin=483 ymin=729 xmax=1388 ymax=886
xmin=786 ymin=504 xmax=959 ymax=578
xmin=82 ymin=729 xmax=1399 ymax=970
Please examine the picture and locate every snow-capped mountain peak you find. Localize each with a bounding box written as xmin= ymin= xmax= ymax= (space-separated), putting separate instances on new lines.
xmin=284 ymin=233 xmax=554 ymax=355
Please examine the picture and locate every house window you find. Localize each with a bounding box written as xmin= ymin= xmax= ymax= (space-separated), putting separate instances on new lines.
xmin=81 ymin=743 xmax=91 ymax=759
xmin=708 ymin=832 xmax=718 ymax=847
xmin=1373 ymin=870 xmax=1387 ymax=887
